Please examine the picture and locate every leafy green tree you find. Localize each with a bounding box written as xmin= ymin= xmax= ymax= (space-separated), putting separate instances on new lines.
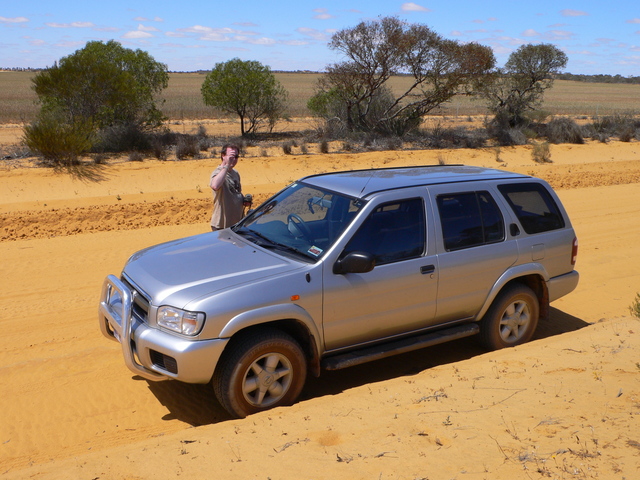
xmin=26 ymin=40 xmax=169 ymax=163
xmin=32 ymin=40 xmax=168 ymax=129
xmin=475 ymin=43 xmax=568 ymax=128
xmin=309 ymin=17 xmax=495 ymax=135
xmin=201 ymin=58 xmax=288 ymax=136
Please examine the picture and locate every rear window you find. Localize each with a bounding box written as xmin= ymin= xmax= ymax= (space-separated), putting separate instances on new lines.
xmin=437 ymin=191 xmax=505 ymax=251
xmin=498 ymin=182 xmax=565 ymax=234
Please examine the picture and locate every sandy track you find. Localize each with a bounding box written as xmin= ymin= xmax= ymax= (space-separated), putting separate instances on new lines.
xmin=1 ymin=142 xmax=639 ymax=478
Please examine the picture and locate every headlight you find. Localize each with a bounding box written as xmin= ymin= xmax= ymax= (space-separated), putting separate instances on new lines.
xmin=157 ymin=306 xmax=205 ymax=336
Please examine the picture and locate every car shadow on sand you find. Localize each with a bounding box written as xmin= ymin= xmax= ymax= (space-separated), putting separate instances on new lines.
xmin=143 ymin=306 xmax=590 ymax=426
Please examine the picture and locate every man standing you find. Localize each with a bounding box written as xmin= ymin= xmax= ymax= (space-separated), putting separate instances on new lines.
xmin=209 ymin=144 xmax=249 ymax=231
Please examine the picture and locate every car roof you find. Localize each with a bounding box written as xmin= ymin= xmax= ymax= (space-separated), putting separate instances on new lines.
xmin=300 ymin=165 xmax=530 ymax=199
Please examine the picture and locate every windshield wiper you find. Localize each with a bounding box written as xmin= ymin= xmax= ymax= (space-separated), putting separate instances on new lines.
xmin=236 ymin=227 xmax=314 ymax=261
xmin=235 ymin=227 xmax=274 ymax=246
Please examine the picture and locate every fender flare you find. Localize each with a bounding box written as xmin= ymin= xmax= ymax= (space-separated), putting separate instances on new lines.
xmin=218 ymin=303 xmax=323 ymax=371
xmin=476 ymin=263 xmax=550 ymax=321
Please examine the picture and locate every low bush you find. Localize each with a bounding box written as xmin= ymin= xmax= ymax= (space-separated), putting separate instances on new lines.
xmin=128 ymin=151 xmax=144 ymax=162
xmin=546 ymin=117 xmax=584 ymax=144
xmin=282 ymin=142 xmax=294 ymax=155
xmin=175 ymin=135 xmax=201 ymax=159
xmin=23 ymin=112 xmax=94 ymax=165
xmin=94 ymin=123 xmax=153 ymax=153
xmin=588 ymin=114 xmax=640 ymax=140
xmin=532 ymin=142 xmax=552 ymax=163
xmin=630 ymin=293 xmax=640 ymax=319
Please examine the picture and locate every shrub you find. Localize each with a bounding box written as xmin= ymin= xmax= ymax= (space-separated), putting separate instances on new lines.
xmin=23 ymin=111 xmax=94 ymax=165
xmin=630 ymin=293 xmax=640 ymax=319
xmin=92 ymin=153 xmax=109 ymax=165
xmin=486 ymin=119 xmax=528 ymax=146
xmin=546 ymin=117 xmax=584 ymax=144
xmin=175 ymin=135 xmax=200 ymax=159
xmin=586 ymin=113 xmax=640 ymax=143
xmin=619 ymin=127 xmax=635 ymax=142
xmin=150 ymin=138 xmax=167 ymax=160
xmin=128 ymin=151 xmax=144 ymax=162
xmin=532 ymin=141 xmax=552 ymax=163
xmin=94 ymin=123 xmax=152 ymax=153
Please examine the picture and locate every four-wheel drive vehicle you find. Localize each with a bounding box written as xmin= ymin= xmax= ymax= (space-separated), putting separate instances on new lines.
xmin=99 ymin=165 xmax=579 ymax=418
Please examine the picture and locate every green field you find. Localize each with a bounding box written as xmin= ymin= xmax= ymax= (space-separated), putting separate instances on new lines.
xmin=1 ymin=71 xmax=639 ymax=124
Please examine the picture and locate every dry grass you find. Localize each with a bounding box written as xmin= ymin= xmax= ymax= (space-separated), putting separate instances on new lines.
xmin=1 ymin=71 xmax=639 ymax=125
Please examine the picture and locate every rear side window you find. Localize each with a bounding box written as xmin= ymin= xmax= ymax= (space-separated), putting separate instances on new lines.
xmin=437 ymin=191 xmax=505 ymax=251
xmin=498 ymin=183 xmax=565 ymax=234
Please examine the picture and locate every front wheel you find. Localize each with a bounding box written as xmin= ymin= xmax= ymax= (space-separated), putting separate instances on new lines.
xmin=479 ymin=284 xmax=539 ymax=350
xmin=212 ymin=329 xmax=307 ymax=418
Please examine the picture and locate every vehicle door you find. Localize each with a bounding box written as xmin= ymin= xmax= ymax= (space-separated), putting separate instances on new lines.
xmin=429 ymin=183 xmax=519 ymax=322
xmin=322 ymin=190 xmax=438 ymax=351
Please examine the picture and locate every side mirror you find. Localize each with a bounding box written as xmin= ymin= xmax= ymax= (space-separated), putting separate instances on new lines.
xmin=333 ymin=252 xmax=376 ymax=275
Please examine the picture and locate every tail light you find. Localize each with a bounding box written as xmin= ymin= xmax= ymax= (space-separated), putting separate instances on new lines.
xmin=571 ymin=237 xmax=578 ymax=265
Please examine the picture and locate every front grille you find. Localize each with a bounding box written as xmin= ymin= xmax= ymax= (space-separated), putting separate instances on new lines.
xmin=122 ymin=276 xmax=150 ymax=324
xmin=150 ymin=350 xmax=178 ymax=374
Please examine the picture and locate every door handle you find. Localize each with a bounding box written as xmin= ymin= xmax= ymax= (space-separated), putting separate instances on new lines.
xmin=420 ymin=265 xmax=435 ymax=275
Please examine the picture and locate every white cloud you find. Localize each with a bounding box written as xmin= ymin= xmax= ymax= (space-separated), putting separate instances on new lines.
xmin=296 ymin=27 xmax=330 ymax=41
xmin=45 ymin=22 xmax=95 ymax=28
xmin=137 ymin=24 xmax=159 ymax=32
xmin=561 ymin=9 xmax=588 ymax=17
xmin=313 ymin=8 xmax=334 ymax=20
xmin=522 ymin=29 xmax=540 ymax=37
xmin=245 ymin=37 xmax=277 ymax=45
xmin=401 ymin=3 xmax=430 ymax=12
xmin=281 ymin=39 xmax=308 ymax=46
xmin=626 ymin=18 xmax=640 ymax=24
xmin=545 ymin=29 xmax=574 ymax=40
xmin=122 ymin=30 xmax=154 ymax=39
xmin=0 ymin=16 xmax=28 ymax=23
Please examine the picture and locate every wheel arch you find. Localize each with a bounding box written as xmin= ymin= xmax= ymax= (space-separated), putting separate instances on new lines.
xmin=217 ymin=305 xmax=322 ymax=377
xmin=477 ymin=265 xmax=550 ymax=322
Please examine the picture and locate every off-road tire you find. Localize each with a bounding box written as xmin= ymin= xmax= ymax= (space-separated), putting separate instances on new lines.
xmin=212 ymin=328 xmax=307 ymax=418
xmin=480 ymin=284 xmax=539 ymax=350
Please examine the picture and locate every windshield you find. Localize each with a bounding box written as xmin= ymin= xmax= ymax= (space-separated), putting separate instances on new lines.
xmin=233 ymin=183 xmax=364 ymax=261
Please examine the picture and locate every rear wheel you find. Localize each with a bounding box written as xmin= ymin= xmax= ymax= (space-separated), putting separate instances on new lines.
xmin=480 ymin=284 xmax=539 ymax=350
xmin=213 ymin=329 xmax=307 ymax=418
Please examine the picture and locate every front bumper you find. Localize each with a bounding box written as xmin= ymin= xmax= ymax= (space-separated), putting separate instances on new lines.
xmin=98 ymin=274 xmax=228 ymax=384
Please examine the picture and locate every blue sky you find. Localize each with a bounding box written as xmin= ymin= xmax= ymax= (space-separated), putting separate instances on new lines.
xmin=1 ymin=1 xmax=639 ymax=75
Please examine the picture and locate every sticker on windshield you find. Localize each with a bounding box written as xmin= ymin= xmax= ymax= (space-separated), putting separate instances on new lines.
xmin=308 ymin=246 xmax=323 ymax=257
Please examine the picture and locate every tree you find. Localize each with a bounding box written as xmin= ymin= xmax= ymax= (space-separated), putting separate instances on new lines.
xmin=475 ymin=43 xmax=568 ymax=128
xmin=309 ymin=17 xmax=495 ymax=135
xmin=201 ymin=59 xmax=288 ymax=136
xmin=26 ymin=41 xmax=169 ymax=163
xmin=31 ymin=40 xmax=168 ymax=130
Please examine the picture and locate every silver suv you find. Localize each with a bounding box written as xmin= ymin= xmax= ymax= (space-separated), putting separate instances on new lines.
xmin=99 ymin=165 xmax=579 ymax=418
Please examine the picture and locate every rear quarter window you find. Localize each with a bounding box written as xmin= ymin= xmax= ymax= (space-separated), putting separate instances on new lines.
xmin=498 ymin=182 xmax=565 ymax=234
xmin=437 ymin=191 xmax=505 ymax=251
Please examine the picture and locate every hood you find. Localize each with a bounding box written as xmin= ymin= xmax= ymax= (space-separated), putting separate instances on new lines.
xmin=123 ymin=230 xmax=303 ymax=308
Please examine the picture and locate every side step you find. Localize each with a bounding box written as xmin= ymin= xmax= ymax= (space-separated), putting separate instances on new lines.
xmin=321 ymin=323 xmax=480 ymax=371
